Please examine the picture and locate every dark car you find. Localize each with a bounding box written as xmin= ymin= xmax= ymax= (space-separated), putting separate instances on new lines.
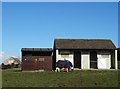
xmin=56 ymin=60 xmax=73 ymax=71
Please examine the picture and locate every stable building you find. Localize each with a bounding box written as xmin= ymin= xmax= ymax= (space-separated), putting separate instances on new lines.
xmin=53 ymin=39 xmax=118 ymax=70
xmin=21 ymin=48 xmax=52 ymax=71
xmin=117 ymin=48 xmax=120 ymax=61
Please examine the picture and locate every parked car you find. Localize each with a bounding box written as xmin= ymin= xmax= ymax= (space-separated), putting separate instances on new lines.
xmin=56 ymin=60 xmax=73 ymax=72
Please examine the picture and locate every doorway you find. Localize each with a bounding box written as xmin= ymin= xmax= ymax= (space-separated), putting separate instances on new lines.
xmin=90 ymin=51 xmax=97 ymax=69
xmin=74 ymin=51 xmax=81 ymax=68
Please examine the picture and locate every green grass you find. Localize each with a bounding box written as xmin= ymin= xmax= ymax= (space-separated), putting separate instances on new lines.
xmin=2 ymin=68 xmax=118 ymax=87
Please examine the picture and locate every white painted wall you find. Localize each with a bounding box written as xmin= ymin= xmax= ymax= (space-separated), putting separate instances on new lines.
xmin=8 ymin=59 xmax=14 ymax=64
xmin=56 ymin=49 xmax=74 ymax=66
xmin=81 ymin=52 xmax=90 ymax=69
xmin=81 ymin=51 xmax=111 ymax=69
xmin=97 ymin=52 xmax=111 ymax=69
xmin=115 ymin=50 xmax=118 ymax=69
xmin=56 ymin=50 xmax=112 ymax=69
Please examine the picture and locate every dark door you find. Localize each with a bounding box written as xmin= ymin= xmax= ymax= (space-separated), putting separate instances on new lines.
xmin=74 ymin=51 xmax=81 ymax=68
xmin=38 ymin=61 xmax=44 ymax=70
xmin=90 ymin=51 xmax=97 ymax=69
xmin=35 ymin=58 xmax=44 ymax=70
xmin=38 ymin=58 xmax=44 ymax=70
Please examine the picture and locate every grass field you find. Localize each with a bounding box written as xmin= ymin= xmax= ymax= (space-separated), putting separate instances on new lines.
xmin=2 ymin=68 xmax=118 ymax=87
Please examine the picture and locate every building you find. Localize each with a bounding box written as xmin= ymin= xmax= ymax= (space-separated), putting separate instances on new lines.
xmin=53 ymin=39 xmax=118 ymax=70
xmin=21 ymin=48 xmax=52 ymax=71
xmin=117 ymin=48 xmax=120 ymax=61
xmin=3 ymin=56 xmax=21 ymax=68
xmin=3 ymin=56 xmax=20 ymax=66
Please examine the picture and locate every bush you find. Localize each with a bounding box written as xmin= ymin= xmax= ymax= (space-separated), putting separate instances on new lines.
xmin=2 ymin=64 xmax=11 ymax=69
xmin=14 ymin=64 xmax=19 ymax=68
xmin=1 ymin=63 xmax=20 ymax=69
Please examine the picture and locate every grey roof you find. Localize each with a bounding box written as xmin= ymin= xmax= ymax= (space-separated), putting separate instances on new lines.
xmin=21 ymin=48 xmax=52 ymax=52
xmin=54 ymin=39 xmax=116 ymax=50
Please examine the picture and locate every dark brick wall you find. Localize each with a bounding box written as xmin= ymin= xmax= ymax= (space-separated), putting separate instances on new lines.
xmin=22 ymin=54 xmax=52 ymax=71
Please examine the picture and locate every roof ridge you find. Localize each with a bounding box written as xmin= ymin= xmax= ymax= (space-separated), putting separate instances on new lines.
xmin=55 ymin=39 xmax=116 ymax=49
xmin=55 ymin=38 xmax=111 ymax=41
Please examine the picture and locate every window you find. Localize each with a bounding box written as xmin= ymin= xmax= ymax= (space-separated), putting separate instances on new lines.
xmin=25 ymin=54 xmax=32 ymax=60
xmin=39 ymin=58 xmax=45 ymax=61
xmin=59 ymin=50 xmax=72 ymax=54
xmin=61 ymin=54 xmax=69 ymax=58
